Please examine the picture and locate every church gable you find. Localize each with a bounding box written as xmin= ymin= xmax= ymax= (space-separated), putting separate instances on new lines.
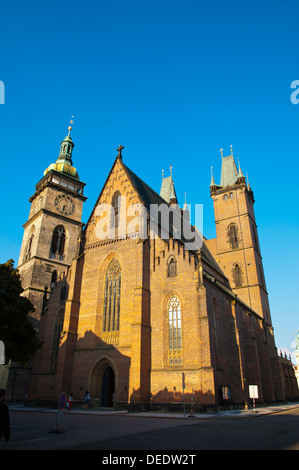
xmin=84 ymin=152 xmax=227 ymax=285
xmin=85 ymin=156 xmax=143 ymax=247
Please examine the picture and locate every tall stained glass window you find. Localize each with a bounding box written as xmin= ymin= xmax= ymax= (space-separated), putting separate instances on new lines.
xmin=168 ymin=296 xmax=182 ymax=365
xmin=102 ymin=259 xmax=121 ymax=332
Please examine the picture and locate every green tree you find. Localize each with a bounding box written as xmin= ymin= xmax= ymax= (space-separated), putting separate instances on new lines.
xmin=0 ymin=259 xmax=41 ymax=365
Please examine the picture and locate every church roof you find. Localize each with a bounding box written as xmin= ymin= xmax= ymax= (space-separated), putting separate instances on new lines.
xmin=159 ymin=175 xmax=177 ymax=204
xmin=86 ymin=152 xmax=227 ymax=279
xmin=123 ymin=163 xmax=169 ymax=211
xmin=123 ymin=162 xmax=226 ymax=276
xmin=124 ymin=163 xmax=227 ymax=276
xmin=220 ymin=153 xmax=239 ymax=187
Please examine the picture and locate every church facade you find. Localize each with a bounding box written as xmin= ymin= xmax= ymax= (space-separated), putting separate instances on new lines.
xmin=16 ymin=127 xmax=299 ymax=409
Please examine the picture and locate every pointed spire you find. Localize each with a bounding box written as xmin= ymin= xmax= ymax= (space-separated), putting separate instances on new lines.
xmin=160 ymin=165 xmax=178 ymax=204
xmin=182 ymin=192 xmax=190 ymax=221
xmin=246 ymin=172 xmax=251 ymax=191
xmin=220 ymin=146 xmax=239 ymax=187
xmin=236 ymin=155 xmax=245 ymax=182
xmin=57 ymin=116 xmax=75 ymax=165
xmin=183 ymin=192 xmax=189 ymax=212
xmin=210 ymin=166 xmax=216 ymax=187
xmin=238 ymin=160 xmax=244 ymax=178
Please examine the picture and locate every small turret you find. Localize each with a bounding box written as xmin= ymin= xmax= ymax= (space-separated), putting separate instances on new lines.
xmin=44 ymin=118 xmax=80 ymax=180
xmin=160 ymin=166 xmax=178 ymax=205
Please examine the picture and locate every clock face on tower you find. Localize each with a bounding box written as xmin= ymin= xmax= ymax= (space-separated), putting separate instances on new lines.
xmin=54 ymin=194 xmax=75 ymax=216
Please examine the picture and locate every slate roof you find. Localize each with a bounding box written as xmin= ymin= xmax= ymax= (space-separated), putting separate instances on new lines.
xmin=220 ymin=153 xmax=239 ymax=187
xmin=159 ymin=175 xmax=177 ymax=203
xmin=123 ymin=163 xmax=169 ymax=211
xmin=123 ymin=162 xmax=226 ymax=277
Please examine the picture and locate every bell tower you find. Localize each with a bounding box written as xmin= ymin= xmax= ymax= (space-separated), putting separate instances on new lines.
xmin=17 ymin=122 xmax=87 ymax=328
xmin=209 ymin=147 xmax=271 ymax=324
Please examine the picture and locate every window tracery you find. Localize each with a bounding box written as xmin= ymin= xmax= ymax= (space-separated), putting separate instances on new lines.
xmin=168 ymin=295 xmax=182 ymax=365
xmin=228 ymin=223 xmax=239 ymax=249
xmin=102 ymin=258 xmax=121 ymax=332
xmin=50 ymin=226 xmax=66 ymax=260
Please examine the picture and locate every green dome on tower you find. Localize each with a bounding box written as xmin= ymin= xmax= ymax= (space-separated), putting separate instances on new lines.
xmin=44 ymin=125 xmax=80 ymax=180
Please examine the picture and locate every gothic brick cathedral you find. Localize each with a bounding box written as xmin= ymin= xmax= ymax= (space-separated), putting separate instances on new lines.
xmin=14 ymin=126 xmax=299 ymax=409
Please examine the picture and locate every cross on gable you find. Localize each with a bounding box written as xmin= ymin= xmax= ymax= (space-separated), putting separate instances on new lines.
xmin=117 ymin=145 xmax=124 ymax=158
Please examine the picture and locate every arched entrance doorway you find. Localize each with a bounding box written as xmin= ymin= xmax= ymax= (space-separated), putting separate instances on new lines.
xmin=101 ymin=366 xmax=115 ymax=407
xmin=90 ymin=359 xmax=116 ymax=408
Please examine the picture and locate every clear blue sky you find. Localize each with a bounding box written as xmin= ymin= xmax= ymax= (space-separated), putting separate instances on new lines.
xmin=0 ymin=0 xmax=298 ymax=359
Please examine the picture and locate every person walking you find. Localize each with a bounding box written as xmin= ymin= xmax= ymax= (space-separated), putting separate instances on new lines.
xmin=67 ymin=392 xmax=73 ymax=411
xmin=0 ymin=389 xmax=10 ymax=443
xmin=84 ymin=391 xmax=90 ymax=409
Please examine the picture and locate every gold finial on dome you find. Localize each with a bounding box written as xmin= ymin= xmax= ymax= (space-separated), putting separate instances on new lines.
xmin=68 ymin=116 xmax=74 ymax=135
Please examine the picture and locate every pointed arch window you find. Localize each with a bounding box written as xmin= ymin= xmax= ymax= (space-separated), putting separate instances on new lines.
xmin=50 ymin=226 xmax=66 ymax=260
xmin=24 ymin=225 xmax=35 ymax=261
xmin=111 ymin=191 xmax=121 ymax=228
xmin=167 ymin=256 xmax=177 ymax=277
xmin=228 ymin=223 xmax=239 ymax=249
xmin=102 ymin=259 xmax=121 ymax=332
xmin=168 ymin=296 xmax=182 ymax=351
xmin=27 ymin=233 xmax=34 ymax=255
xmin=233 ymin=263 xmax=242 ymax=287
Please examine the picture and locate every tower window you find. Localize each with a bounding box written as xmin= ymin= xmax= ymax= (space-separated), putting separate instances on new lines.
xmin=50 ymin=226 xmax=66 ymax=260
xmin=252 ymin=224 xmax=259 ymax=252
xmin=27 ymin=233 xmax=34 ymax=255
xmin=259 ymin=265 xmax=265 ymax=289
xmin=167 ymin=256 xmax=177 ymax=277
xmin=228 ymin=223 xmax=239 ymax=249
xmin=233 ymin=263 xmax=242 ymax=287
xmin=24 ymin=225 xmax=35 ymax=261
xmin=102 ymin=258 xmax=121 ymax=332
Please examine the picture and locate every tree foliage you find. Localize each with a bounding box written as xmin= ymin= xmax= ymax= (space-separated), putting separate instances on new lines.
xmin=0 ymin=259 xmax=41 ymax=365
